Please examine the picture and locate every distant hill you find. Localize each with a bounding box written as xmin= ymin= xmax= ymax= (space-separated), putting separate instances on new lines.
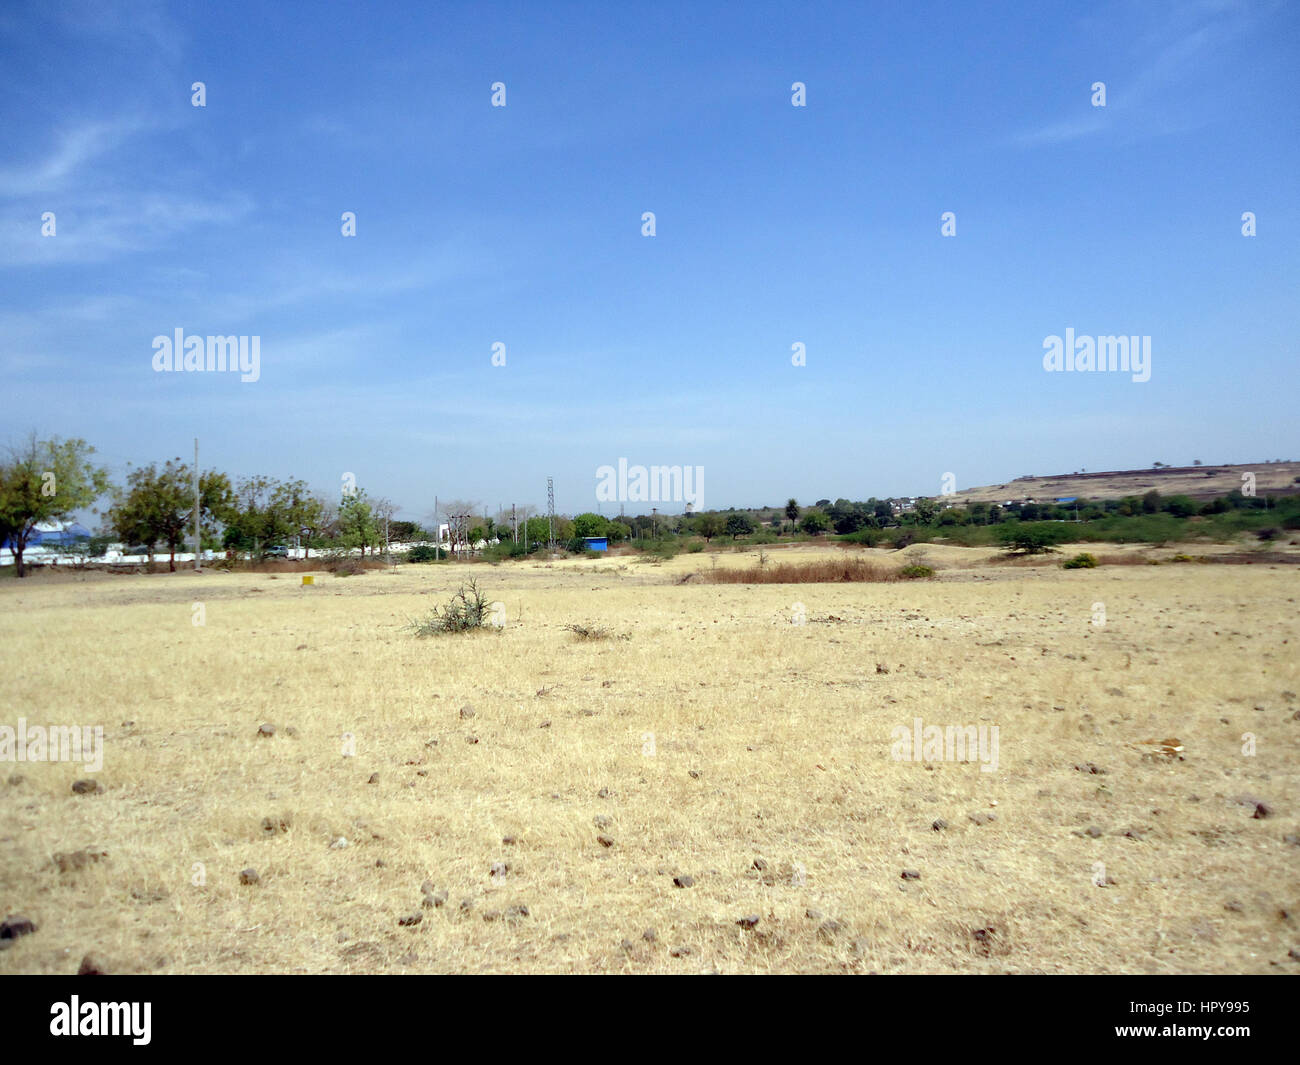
xmin=944 ymin=462 xmax=1300 ymax=505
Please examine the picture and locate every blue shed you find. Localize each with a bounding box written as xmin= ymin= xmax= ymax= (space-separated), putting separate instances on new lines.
xmin=583 ymin=536 xmax=608 ymax=551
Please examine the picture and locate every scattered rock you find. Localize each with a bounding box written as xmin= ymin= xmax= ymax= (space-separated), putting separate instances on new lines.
xmin=465 ymin=735 xmax=479 ymax=744
xmin=398 ymin=913 xmax=423 ymax=927
xmin=737 ymin=914 xmax=760 ymax=929
xmin=284 ymin=726 xmax=299 ymax=738
xmin=490 ymin=862 xmax=508 ymax=880
xmin=688 ymin=770 xmax=701 ymax=779
xmin=459 ymin=898 xmax=474 ymax=912
xmin=969 ymin=812 xmax=996 ymax=826
xmin=1074 ymin=763 xmax=1106 ymax=774
xmin=597 ymin=834 xmax=616 ymax=848
xmin=238 ymin=868 xmax=259 ymax=885
xmin=1254 ymin=802 xmax=1274 ymax=819
xmin=77 ymin=953 xmax=106 ymax=975
xmin=260 ymin=816 xmax=290 ymax=835
xmin=53 ymin=849 xmax=107 ymax=874
xmin=502 ymin=835 xmax=517 ymax=846
xmin=642 ymin=928 xmax=657 ymax=942
xmin=421 ymin=883 xmax=448 ymax=909
xmin=71 ymin=779 xmax=101 ymax=795
xmin=0 ymin=915 xmax=37 ymax=942
xmin=459 ymin=705 xmax=475 ymax=719
xmin=673 ymin=875 xmax=695 ymax=888
xmin=506 ymin=904 xmax=530 ymax=920
xmin=368 ymin=773 xmax=379 ymax=784
xmin=818 ymin=920 xmax=843 ymax=940
xmin=805 ymin=909 xmax=824 ymax=921
xmin=900 ymin=870 xmax=921 ymax=880
xmin=931 ymin=819 xmax=948 ymax=832
xmin=597 ymin=787 xmax=610 ymax=799
xmin=593 ymin=814 xmax=612 ymax=829
xmin=669 ymin=945 xmax=693 ymax=958
xmin=482 ymin=910 xmax=502 ymax=922
xmin=257 ymin=724 xmax=275 ymax=738
xmin=1225 ymin=900 xmax=1244 ymax=913
xmin=752 ymin=858 xmax=769 ymax=872
xmin=1085 ymin=826 xmax=1103 ymax=838
xmin=330 ymin=836 xmax=350 ymax=849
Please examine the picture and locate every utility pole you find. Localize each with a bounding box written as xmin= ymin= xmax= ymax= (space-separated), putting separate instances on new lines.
xmin=652 ymin=506 xmax=658 ymax=540
xmin=547 ymin=477 xmax=556 ymax=551
xmin=192 ymin=437 xmax=201 ymax=571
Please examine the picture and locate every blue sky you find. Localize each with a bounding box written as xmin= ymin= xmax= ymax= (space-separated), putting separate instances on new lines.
xmin=2 ymin=0 xmax=1297 ymax=522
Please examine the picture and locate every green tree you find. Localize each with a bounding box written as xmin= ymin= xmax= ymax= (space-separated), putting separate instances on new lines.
xmin=725 ymin=512 xmax=756 ymax=539
xmin=694 ymin=512 xmax=724 ymax=542
xmin=108 ymin=459 xmax=234 ymax=571
xmin=785 ymin=498 xmax=799 ymax=524
xmin=573 ymin=512 xmax=609 ymax=539
xmin=0 ymin=435 xmax=109 ymax=577
xmin=799 ymin=509 xmax=830 ymax=535
xmin=337 ymin=489 xmax=381 ymax=556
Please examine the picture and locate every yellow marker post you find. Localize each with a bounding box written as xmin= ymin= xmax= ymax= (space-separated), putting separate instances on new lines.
xmin=301 ymin=575 xmax=314 ymax=586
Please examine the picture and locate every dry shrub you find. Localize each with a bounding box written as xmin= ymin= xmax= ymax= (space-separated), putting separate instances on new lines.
xmin=701 ymin=558 xmax=907 ymax=584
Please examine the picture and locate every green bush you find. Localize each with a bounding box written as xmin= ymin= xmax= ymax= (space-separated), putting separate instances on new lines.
xmin=898 ymin=564 xmax=935 ymax=579
xmin=1062 ymin=552 xmax=1098 ymax=569
xmin=407 ymin=545 xmax=447 ymax=563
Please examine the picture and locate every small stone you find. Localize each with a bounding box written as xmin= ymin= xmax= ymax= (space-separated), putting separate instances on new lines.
xmin=284 ymin=726 xmax=299 ymax=738
xmin=931 ymin=819 xmax=948 ymax=832
xmin=257 ymin=724 xmax=275 ymax=738
xmin=71 ymin=779 xmax=101 ymax=795
xmin=466 ymin=735 xmax=479 ymax=744
xmin=330 ymin=836 xmax=350 ymax=849
xmin=0 ymin=915 xmax=37 ymax=942
xmin=597 ymin=787 xmax=610 ymax=799
xmin=669 ymin=945 xmax=693 ymax=958
xmin=539 ymin=721 xmax=551 ymax=729
xmin=77 ymin=953 xmax=106 ymax=975
xmin=805 ymin=908 xmax=824 ymax=921
xmin=597 ymin=834 xmax=615 ymax=848
xmin=673 ymin=875 xmax=694 ymax=888
xmin=502 ymin=835 xmax=517 ymax=845
xmin=1283 ymin=834 xmax=1300 ymax=846
xmin=688 ymin=770 xmax=700 ymax=779
xmin=737 ymin=914 xmax=760 ymax=929
xmin=752 ymin=858 xmax=768 ymax=872
xmin=398 ymin=913 xmax=423 ymax=927
xmin=818 ymin=919 xmax=843 ymax=940
xmin=1253 ymin=802 xmax=1274 ymax=819
xmin=593 ymin=814 xmax=612 ymax=829
xmin=482 ymin=910 xmax=502 ymax=923
xmin=459 ymin=705 xmax=475 ymax=719
xmin=901 ymin=870 xmax=921 ymax=880
xmin=620 ymin=938 xmax=635 ymax=952
xmin=505 ymin=904 xmax=530 ymax=920
xmin=490 ymin=862 xmax=508 ymax=879
xmin=1085 ymin=826 xmax=1103 ymax=838
xmin=642 ymin=928 xmax=657 ymax=942
xmin=238 ymin=868 xmax=259 ymax=885
xmin=1225 ymin=900 xmax=1244 ymax=913
xmin=368 ymin=773 xmax=379 ymax=784
xmin=459 ymin=898 xmax=474 ymax=912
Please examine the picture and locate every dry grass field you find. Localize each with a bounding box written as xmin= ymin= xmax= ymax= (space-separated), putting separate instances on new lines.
xmin=1 ymin=542 xmax=1297 ymax=974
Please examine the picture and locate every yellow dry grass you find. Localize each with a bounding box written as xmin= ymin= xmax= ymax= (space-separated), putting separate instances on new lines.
xmin=1 ymin=544 xmax=1297 ymax=973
